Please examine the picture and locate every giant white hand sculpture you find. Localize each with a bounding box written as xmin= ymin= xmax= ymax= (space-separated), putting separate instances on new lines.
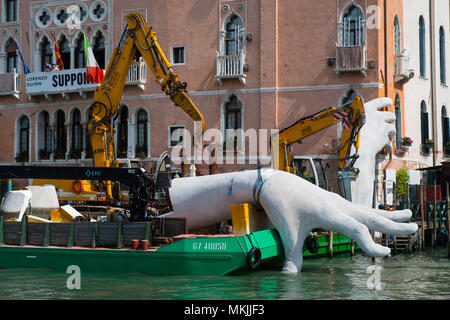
xmin=353 ymin=97 xmax=397 ymax=207
xmin=170 ymin=169 xmax=417 ymax=273
xmin=169 ymin=97 xmax=418 ymax=273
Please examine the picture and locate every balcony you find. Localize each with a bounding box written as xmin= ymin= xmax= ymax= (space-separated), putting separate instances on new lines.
xmin=25 ymin=60 xmax=147 ymax=100
xmin=125 ymin=58 xmax=147 ymax=90
xmin=216 ymin=52 xmax=246 ymax=85
xmin=394 ymin=53 xmax=414 ymax=83
xmin=335 ymin=45 xmax=367 ymax=76
xmin=0 ymin=70 xmax=20 ymax=99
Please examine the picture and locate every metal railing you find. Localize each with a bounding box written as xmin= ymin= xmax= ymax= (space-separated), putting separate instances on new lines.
xmin=335 ymin=45 xmax=366 ymax=73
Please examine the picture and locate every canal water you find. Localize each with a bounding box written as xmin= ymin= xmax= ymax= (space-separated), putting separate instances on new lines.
xmin=0 ymin=248 xmax=448 ymax=300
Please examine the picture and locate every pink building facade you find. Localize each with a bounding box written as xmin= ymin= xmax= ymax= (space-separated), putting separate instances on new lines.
xmin=0 ymin=0 xmax=412 ymax=194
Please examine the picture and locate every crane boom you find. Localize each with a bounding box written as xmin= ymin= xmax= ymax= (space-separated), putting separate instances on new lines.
xmin=271 ymin=95 xmax=366 ymax=192
xmin=88 ymin=12 xmax=205 ymax=170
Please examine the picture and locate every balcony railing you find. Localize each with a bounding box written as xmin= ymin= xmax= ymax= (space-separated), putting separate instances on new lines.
xmin=0 ymin=70 xmax=20 ymax=99
xmin=125 ymin=58 xmax=147 ymax=90
xmin=216 ymin=52 xmax=246 ymax=85
xmin=394 ymin=53 xmax=414 ymax=83
xmin=335 ymin=45 xmax=367 ymax=76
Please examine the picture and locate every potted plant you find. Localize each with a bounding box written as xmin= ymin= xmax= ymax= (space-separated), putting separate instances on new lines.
xmin=15 ymin=151 xmax=28 ymax=163
xmin=401 ymin=137 xmax=413 ymax=146
xmin=69 ymin=148 xmax=82 ymax=159
xmin=39 ymin=149 xmax=51 ymax=160
xmin=135 ymin=145 xmax=147 ymax=159
xmin=54 ymin=148 xmax=66 ymax=160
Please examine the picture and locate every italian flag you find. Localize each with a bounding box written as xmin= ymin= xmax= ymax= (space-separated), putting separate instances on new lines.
xmin=83 ymin=33 xmax=104 ymax=84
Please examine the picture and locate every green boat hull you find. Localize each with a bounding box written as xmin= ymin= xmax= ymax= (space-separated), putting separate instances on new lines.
xmin=0 ymin=228 xmax=359 ymax=275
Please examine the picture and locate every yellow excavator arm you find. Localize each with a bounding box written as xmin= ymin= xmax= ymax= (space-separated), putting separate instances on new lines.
xmin=88 ymin=12 xmax=205 ymax=170
xmin=271 ymin=95 xmax=366 ymax=174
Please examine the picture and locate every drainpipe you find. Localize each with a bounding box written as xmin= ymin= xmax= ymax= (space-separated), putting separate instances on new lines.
xmin=384 ymin=0 xmax=388 ymax=98
xmin=430 ymin=0 xmax=437 ymax=166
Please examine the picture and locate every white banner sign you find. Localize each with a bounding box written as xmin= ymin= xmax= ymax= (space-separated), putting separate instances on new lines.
xmin=26 ymin=68 xmax=100 ymax=95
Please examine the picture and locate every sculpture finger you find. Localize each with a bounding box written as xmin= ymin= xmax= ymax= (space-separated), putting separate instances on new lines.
xmin=342 ymin=206 xmax=418 ymax=235
xmin=314 ymin=208 xmax=391 ymax=257
xmin=365 ymin=97 xmax=393 ymax=112
xmin=382 ymin=111 xmax=396 ymax=123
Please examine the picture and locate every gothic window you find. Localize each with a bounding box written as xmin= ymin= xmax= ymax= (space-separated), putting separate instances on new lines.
xmin=55 ymin=110 xmax=66 ymax=159
xmin=394 ymin=94 xmax=402 ymax=148
xmin=6 ymin=0 xmax=17 ymax=22
xmin=442 ymin=106 xmax=449 ymax=154
xmin=72 ymin=109 xmax=82 ymax=151
xmin=225 ymin=95 xmax=242 ymax=130
xmin=224 ymin=14 xmax=244 ymax=55
xmin=419 ymin=16 xmax=426 ymax=77
xmin=75 ymin=35 xmax=85 ymax=68
xmin=19 ymin=116 xmax=29 ymax=155
xmin=40 ymin=37 xmax=52 ymax=71
xmin=394 ymin=16 xmax=401 ymax=55
xmin=136 ymin=109 xmax=148 ymax=156
xmin=117 ymin=106 xmax=128 ymax=158
xmin=93 ymin=32 xmax=105 ymax=69
xmin=5 ymin=38 xmax=17 ymax=73
xmin=342 ymin=5 xmax=365 ymax=46
xmin=439 ymin=26 xmax=446 ymax=85
xmin=421 ymin=101 xmax=430 ymax=154
xmin=58 ymin=35 xmax=70 ymax=70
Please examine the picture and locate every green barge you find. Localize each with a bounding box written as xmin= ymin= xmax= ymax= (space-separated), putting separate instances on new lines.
xmin=0 ymin=217 xmax=358 ymax=275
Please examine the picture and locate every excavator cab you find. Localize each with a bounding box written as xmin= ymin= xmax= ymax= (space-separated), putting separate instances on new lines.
xmin=154 ymin=152 xmax=172 ymax=190
xmin=292 ymin=157 xmax=329 ymax=191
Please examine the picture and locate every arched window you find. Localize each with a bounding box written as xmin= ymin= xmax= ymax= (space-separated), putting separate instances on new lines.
xmin=342 ymin=5 xmax=365 ymax=46
xmin=93 ymin=32 xmax=105 ymax=69
xmin=225 ymin=95 xmax=242 ymax=131
xmin=419 ymin=16 xmax=426 ymax=77
xmin=5 ymin=38 xmax=17 ymax=73
xmin=439 ymin=26 xmax=446 ymax=85
xmin=394 ymin=94 xmax=402 ymax=148
xmin=421 ymin=101 xmax=430 ymax=154
xmin=442 ymin=106 xmax=449 ymax=155
xmin=394 ymin=16 xmax=401 ymax=55
xmin=85 ymin=107 xmax=93 ymax=158
xmin=40 ymin=37 xmax=52 ymax=72
xmin=117 ymin=106 xmax=128 ymax=158
xmin=55 ymin=110 xmax=66 ymax=159
xmin=71 ymin=109 xmax=82 ymax=152
xmin=225 ymin=14 xmax=244 ymax=55
xmin=136 ymin=110 xmax=148 ymax=157
xmin=75 ymin=35 xmax=85 ymax=68
xmin=58 ymin=35 xmax=71 ymax=70
xmin=19 ymin=116 xmax=30 ymax=158
xmin=38 ymin=111 xmax=52 ymax=159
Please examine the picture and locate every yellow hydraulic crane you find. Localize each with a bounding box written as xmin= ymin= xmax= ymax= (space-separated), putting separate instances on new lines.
xmin=87 ymin=12 xmax=205 ymax=200
xmin=271 ymin=95 xmax=366 ymax=200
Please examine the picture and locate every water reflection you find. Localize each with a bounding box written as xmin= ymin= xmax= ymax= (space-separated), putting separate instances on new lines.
xmin=0 ymin=248 xmax=448 ymax=300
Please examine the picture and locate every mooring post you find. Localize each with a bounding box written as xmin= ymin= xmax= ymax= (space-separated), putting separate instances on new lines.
xmin=447 ymin=182 xmax=450 ymax=258
xmin=434 ymin=180 xmax=437 ymax=247
xmin=351 ymin=239 xmax=354 ymax=256
xmin=44 ymin=223 xmax=50 ymax=247
xmin=117 ymin=222 xmax=123 ymax=249
xmin=67 ymin=223 xmax=74 ymax=248
xmin=20 ymin=216 xmax=27 ymax=246
xmin=328 ymin=231 xmax=333 ymax=258
xmin=420 ymin=178 xmax=425 ymax=249
xmin=0 ymin=216 xmax=4 ymax=245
